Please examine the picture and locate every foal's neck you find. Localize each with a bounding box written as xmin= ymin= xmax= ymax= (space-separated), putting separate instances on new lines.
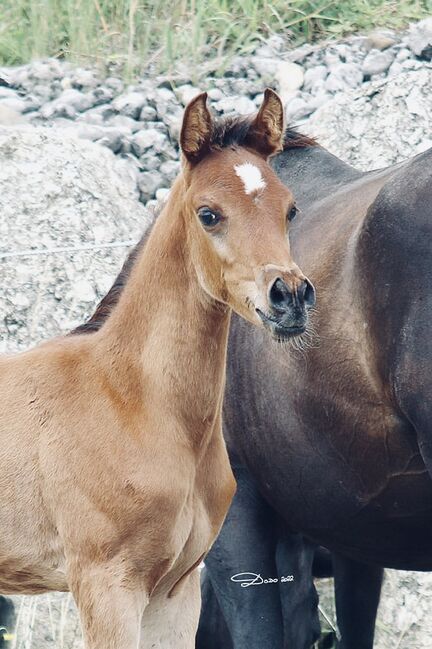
xmin=95 ymin=178 xmax=230 ymax=440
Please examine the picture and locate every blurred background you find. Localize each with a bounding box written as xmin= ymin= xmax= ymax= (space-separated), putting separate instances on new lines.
xmin=0 ymin=0 xmax=431 ymax=76
xmin=1 ymin=1 xmax=432 ymax=648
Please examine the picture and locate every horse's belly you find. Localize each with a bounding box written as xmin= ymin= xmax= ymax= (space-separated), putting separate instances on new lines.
xmin=238 ymin=415 xmax=432 ymax=570
xmin=0 ymin=555 xmax=68 ymax=594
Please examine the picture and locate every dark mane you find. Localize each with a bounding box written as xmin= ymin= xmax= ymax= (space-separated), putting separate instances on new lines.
xmin=209 ymin=114 xmax=316 ymax=151
xmin=72 ymin=119 xmax=316 ymax=337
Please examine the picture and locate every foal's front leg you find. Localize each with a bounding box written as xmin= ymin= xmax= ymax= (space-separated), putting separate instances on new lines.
xmin=69 ymin=561 xmax=148 ymax=649
xmin=140 ymin=569 xmax=201 ymax=649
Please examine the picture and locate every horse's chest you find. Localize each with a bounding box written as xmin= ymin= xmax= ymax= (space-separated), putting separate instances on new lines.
xmin=159 ymin=458 xmax=235 ymax=593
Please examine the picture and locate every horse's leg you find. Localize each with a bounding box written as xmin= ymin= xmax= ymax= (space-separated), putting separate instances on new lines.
xmin=140 ymin=569 xmax=201 ymax=649
xmin=332 ymin=554 xmax=383 ymax=649
xmin=68 ymin=561 xmax=147 ymax=649
xmin=274 ymin=525 xmax=321 ymax=649
xmin=0 ymin=597 xmax=15 ymax=648
xmin=195 ymin=568 xmax=233 ymax=649
xmin=198 ymin=464 xmax=284 ymax=649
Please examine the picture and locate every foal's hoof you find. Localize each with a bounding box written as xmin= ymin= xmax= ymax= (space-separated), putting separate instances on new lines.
xmin=0 ymin=628 xmax=15 ymax=646
xmin=0 ymin=596 xmax=16 ymax=648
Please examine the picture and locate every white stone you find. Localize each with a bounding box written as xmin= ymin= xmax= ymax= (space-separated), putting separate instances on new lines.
xmin=277 ymin=61 xmax=304 ymax=104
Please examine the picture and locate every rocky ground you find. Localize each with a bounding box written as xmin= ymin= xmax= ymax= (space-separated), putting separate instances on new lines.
xmin=0 ymin=17 xmax=431 ymax=207
xmin=0 ymin=15 xmax=432 ymax=649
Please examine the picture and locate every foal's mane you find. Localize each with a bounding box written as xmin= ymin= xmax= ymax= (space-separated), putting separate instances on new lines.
xmin=72 ymin=119 xmax=316 ymax=337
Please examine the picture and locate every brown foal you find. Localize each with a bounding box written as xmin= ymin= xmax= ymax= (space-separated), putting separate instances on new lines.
xmin=0 ymin=89 xmax=314 ymax=648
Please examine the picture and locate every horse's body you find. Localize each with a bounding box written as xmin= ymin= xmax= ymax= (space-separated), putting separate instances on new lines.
xmin=226 ymin=145 xmax=432 ymax=565
xmin=0 ymin=90 xmax=315 ymax=648
xmin=198 ymin=142 xmax=432 ymax=648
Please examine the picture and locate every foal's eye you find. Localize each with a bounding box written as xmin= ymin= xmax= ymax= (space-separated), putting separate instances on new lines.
xmin=198 ymin=207 xmax=221 ymax=229
xmin=287 ymin=205 xmax=298 ymax=223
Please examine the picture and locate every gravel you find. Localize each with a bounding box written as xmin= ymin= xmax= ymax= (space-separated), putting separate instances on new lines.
xmin=0 ymin=18 xmax=431 ymax=207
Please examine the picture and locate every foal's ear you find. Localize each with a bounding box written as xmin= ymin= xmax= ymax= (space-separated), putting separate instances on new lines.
xmin=246 ymin=88 xmax=285 ymax=158
xmin=180 ymin=92 xmax=213 ymax=165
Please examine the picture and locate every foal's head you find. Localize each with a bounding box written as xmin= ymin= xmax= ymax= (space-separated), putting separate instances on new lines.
xmin=179 ymin=89 xmax=315 ymax=340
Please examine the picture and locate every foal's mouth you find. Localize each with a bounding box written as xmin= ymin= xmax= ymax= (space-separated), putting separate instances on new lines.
xmin=256 ymin=308 xmax=307 ymax=340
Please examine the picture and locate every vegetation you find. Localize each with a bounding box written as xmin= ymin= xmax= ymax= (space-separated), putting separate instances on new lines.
xmin=0 ymin=0 xmax=431 ymax=77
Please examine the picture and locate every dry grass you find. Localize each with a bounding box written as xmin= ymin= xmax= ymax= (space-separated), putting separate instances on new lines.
xmin=0 ymin=0 xmax=431 ymax=78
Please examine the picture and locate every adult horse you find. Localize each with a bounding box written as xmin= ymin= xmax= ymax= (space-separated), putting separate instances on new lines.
xmin=196 ymin=133 xmax=432 ymax=648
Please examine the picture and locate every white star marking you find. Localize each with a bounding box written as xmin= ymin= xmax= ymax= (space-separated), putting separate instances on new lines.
xmin=234 ymin=163 xmax=266 ymax=195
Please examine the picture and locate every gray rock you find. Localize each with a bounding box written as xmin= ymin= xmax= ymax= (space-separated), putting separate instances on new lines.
xmin=137 ymin=170 xmax=164 ymax=201
xmin=303 ymin=65 xmax=328 ymax=90
xmin=408 ymin=17 xmax=432 ymax=59
xmin=160 ymin=159 xmax=180 ymax=181
xmin=39 ymin=89 xmax=93 ymax=119
xmin=207 ymin=88 xmax=224 ymax=101
xmin=0 ymin=126 xmax=148 ymax=351
xmin=29 ymin=60 xmax=65 ymax=83
xmin=214 ymin=95 xmax=256 ymax=115
xmin=130 ymin=128 xmax=166 ymax=157
xmin=112 ymin=91 xmax=146 ymax=119
xmin=140 ymin=105 xmax=157 ymax=121
xmin=0 ymin=105 xmax=26 ymax=125
xmin=32 ymin=83 xmax=54 ymax=103
xmin=176 ymin=84 xmax=201 ymax=105
xmin=153 ymin=87 xmax=177 ymax=119
xmin=364 ymin=30 xmax=399 ymax=51
xmin=0 ymin=95 xmax=27 ymax=113
xmin=400 ymin=58 xmax=425 ymax=71
xmin=106 ymin=114 xmax=141 ymax=132
xmin=0 ymin=87 xmax=20 ymax=99
xmin=395 ymin=47 xmax=412 ymax=62
xmin=362 ymin=48 xmax=396 ymax=76
xmin=250 ymin=56 xmax=280 ymax=83
xmin=285 ymin=96 xmax=314 ymax=121
xmin=71 ymin=68 xmax=99 ymax=90
xmin=306 ymin=69 xmax=432 ymax=170
xmin=138 ymin=154 xmax=161 ymax=171
xmin=155 ymin=187 xmax=170 ymax=201
xmin=277 ymin=61 xmax=304 ymax=103
xmin=104 ymin=77 xmax=124 ymax=93
xmin=77 ymin=104 xmax=115 ymax=124
xmin=96 ymin=127 xmax=128 ymax=153
xmin=163 ymin=108 xmax=183 ymax=140
xmin=325 ymin=63 xmax=363 ymax=92
xmin=90 ymin=86 xmax=115 ymax=107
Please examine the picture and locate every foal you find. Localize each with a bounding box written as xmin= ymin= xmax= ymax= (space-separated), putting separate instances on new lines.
xmin=0 ymin=89 xmax=315 ymax=648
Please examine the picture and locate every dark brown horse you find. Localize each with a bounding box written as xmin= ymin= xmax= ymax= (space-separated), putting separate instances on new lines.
xmin=84 ymin=128 xmax=432 ymax=648
xmin=197 ymin=135 xmax=432 ymax=648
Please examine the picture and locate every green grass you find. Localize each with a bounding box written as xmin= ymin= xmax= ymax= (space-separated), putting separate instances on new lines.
xmin=0 ymin=0 xmax=431 ymax=78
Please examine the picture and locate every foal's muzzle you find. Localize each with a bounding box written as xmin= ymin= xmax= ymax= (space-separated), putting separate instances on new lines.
xmin=257 ymin=276 xmax=316 ymax=340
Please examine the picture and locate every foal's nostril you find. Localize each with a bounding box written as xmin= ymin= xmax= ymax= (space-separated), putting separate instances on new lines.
xmin=303 ymin=279 xmax=316 ymax=307
xmin=269 ymin=278 xmax=293 ymax=312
